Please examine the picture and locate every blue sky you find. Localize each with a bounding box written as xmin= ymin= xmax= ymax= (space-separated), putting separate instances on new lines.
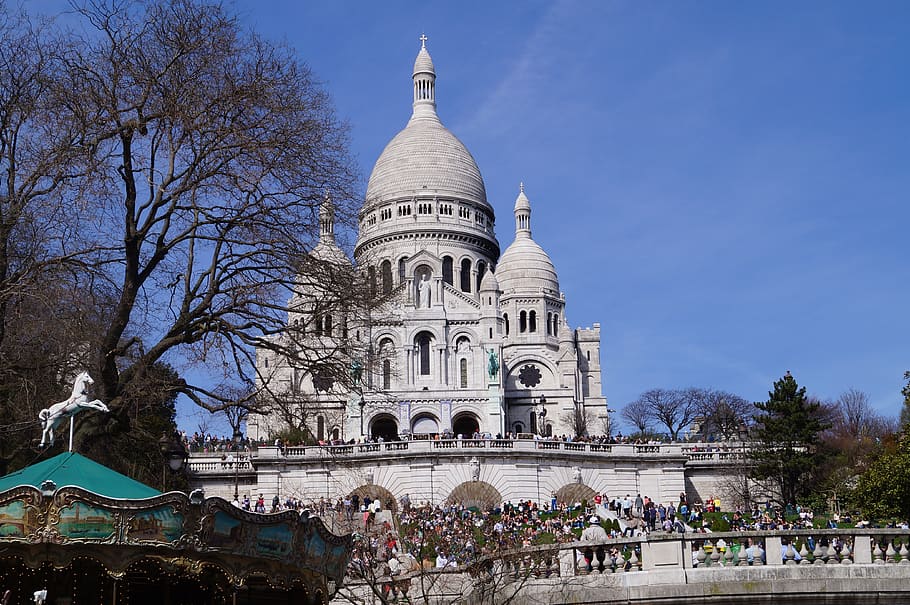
xmin=231 ymin=0 xmax=908 ymax=428
xmin=28 ymin=0 xmax=909 ymax=431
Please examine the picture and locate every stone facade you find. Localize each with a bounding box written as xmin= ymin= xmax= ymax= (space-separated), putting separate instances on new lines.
xmin=250 ymin=38 xmax=606 ymax=445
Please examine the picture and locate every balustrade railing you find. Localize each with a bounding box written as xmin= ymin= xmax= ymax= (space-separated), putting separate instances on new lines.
xmin=187 ymin=440 xmax=758 ymax=468
xmin=456 ymin=529 xmax=910 ymax=583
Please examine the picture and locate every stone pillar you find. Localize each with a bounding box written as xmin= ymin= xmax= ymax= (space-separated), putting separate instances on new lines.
xmin=437 ymin=347 xmax=445 ymax=383
xmin=765 ymin=536 xmax=782 ymax=566
xmin=405 ymin=348 xmax=412 ymax=385
xmin=559 ymin=547 xmax=577 ymax=577
xmin=854 ymin=534 xmax=872 ymax=564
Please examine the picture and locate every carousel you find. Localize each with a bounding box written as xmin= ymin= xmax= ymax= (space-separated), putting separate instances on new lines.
xmin=0 ymin=375 xmax=352 ymax=605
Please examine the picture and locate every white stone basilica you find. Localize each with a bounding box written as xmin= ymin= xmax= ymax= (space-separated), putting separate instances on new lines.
xmin=250 ymin=39 xmax=606 ymax=444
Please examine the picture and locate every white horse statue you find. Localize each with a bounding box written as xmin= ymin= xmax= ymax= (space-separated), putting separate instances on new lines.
xmin=38 ymin=371 xmax=109 ymax=447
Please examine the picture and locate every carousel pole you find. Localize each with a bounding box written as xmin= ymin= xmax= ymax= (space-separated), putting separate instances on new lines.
xmin=69 ymin=417 xmax=75 ymax=452
xmin=112 ymin=578 xmax=117 ymax=605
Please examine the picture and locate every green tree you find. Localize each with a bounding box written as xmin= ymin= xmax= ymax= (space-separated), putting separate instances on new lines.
xmin=750 ymin=372 xmax=830 ymax=507
xmin=852 ymin=428 xmax=910 ymax=520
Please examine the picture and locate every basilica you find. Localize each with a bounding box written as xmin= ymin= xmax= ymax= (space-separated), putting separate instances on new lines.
xmin=250 ymin=39 xmax=606 ymax=444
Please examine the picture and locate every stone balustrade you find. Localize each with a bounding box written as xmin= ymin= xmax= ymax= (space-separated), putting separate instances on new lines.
xmin=478 ymin=529 xmax=910 ymax=580
xmin=338 ymin=530 xmax=910 ymax=605
xmin=187 ymin=440 xmax=753 ymax=471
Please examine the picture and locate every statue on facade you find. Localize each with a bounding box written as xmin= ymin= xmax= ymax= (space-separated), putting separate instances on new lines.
xmin=38 ymin=371 xmax=110 ymax=447
xmin=487 ymin=348 xmax=499 ymax=380
xmin=470 ymin=457 xmax=480 ymax=482
xmin=350 ymin=359 xmax=363 ymax=388
xmin=418 ymin=274 xmax=432 ymax=308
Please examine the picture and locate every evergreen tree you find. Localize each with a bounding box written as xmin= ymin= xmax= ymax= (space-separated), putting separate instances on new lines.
xmin=751 ymin=372 xmax=829 ymax=507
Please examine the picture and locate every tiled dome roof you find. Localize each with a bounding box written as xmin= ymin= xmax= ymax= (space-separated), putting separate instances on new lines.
xmin=496 ymin=237 xmax=559 ymax=295
xmin=365 ymin=115 xmax=488 ymax=206
xmin=496 ymin=185 xmax=560 ymax=295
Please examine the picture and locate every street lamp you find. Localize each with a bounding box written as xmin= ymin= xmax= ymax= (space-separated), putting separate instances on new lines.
xmin=159 ymin=431 xmax=188 ymax=491
xmin=537 ymin=395 xmax=547 ymax=436
xmin=233 ymin=428 xmax=243 ymax=501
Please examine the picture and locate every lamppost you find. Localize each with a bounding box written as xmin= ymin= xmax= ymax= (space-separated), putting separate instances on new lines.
xmin=537 ymin=395 xmax=547 ymax=436
xmin=158 ymin=431 xmax=188 ymax=491
xmin=232 ymin=428 xmax=243 ymax=501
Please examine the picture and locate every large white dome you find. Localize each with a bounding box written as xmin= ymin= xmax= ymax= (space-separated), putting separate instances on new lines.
xmin=365 ymin=114 xmax=488 ymax=207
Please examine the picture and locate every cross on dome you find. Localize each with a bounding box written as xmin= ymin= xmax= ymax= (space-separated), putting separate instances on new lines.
xmin=419 ymin=33 xmax=428 ymax=48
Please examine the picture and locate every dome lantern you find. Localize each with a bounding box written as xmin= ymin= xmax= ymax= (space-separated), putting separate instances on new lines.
xmin=412 ymin=34 xmax=437 ymax=119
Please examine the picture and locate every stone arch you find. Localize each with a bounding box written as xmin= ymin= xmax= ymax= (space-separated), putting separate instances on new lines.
xmin=369 ymin=413 xmax=398 ymax=441
xmin=452 ymin=412 xmax=480 ymax=437
xmin=349 ymin=484 xmax=398 ymax=513
xmin=554 ymin=483 xmax=598 ymax=508
xmin=445 ymin=481 xmax=502 ymax=511
xmin=414 ymin=330 xmax=434 ymax=377
xmin=411 ymin=413 xmax=439 ymax=435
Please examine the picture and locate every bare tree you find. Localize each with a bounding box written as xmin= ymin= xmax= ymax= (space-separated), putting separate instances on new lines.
xmin=620 ymin=397 xmax=653 ymax=435
xmin=559 ymin=405 xmax=598 ymax=438
xmin=694 ymin=389 xmax=753 ymax=441
xmin=9 ymin=1 xmax=361 ymax=438
xmin=833 ymin=388 xmax=889 ymax=440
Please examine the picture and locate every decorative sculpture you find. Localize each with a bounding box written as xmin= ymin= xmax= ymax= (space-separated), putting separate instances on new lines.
xmin=470 ymin=457 xmax=480 ymax=482
xmin=487 ymin=348 xmax=499 ymax=380
xmin=350 ymin=359 xmax=363 ymax=388
xmin=38 ymin=371 xmax=110 ymax=447
xmin=418 ymin=274 xmax=432 ymax=308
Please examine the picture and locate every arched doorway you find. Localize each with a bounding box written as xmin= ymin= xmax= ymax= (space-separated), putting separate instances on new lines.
xmin=446 ymin=481 xmax=502 ymax=511
xmin=554 ymin=483 xmax=598 ymax=508
xmin=349 ymin=484 xmax=398 ymax=513
xmin=452 ymin=413 xmax=480 ymax=437
xmin=411 ymin=414 xmax=439 ymax=436
xmin=370 ymin=414 xmax=398 ymax=441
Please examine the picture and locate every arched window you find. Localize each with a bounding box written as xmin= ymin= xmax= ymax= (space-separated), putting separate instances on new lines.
xmin=368 ymin=266 xmax=377 ymax=298
xmin=513 ymin=423 xmax=524 ymax=435
xmin=317 ymin=416 xmax=325 ymax=442
xmin=529 ymin=310 xmax=537 ymax=333
xmin=460 ymin=358 xmax=468 ymax=388
xmin=503 ymin=313 xmax=510 ymax=336
xmin=382 ymin=359 xmax=391 ymax=390
xmin=460 ymin=258 xmax=472 ymax=292
xmin=476 ymin=261 xmax=486 ymax=292
xmin=519 ymin=311 xmax=527 ymax=333
xmin=418 ymin=333 xmax=431 ymax=375
xmin=553 ymin=313 xmax=559 ymax=336
xmin=315 ymin=317 xmax=323 ymax=336
xmin=324 ymin=315 xmax=332 ymax=336
xmin=381 ymin=260 xmax=392 ymax=294
xmin=546 ymin=312 xmax=552 ymax=336
xmin=442 ymin=256 xmax=454 ymax=285
xmin=530 ymin=411 xmax=537 ymax=435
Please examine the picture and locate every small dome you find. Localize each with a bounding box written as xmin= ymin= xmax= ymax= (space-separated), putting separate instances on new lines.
xmin=497 ymin=184 xmax=559 ymax=295
xmin=413 ymin=46 xmax=434 ymax=76
xmin=514 ymin=183 xmax=530 ymax=212
xmin=310 ymin=240 xmax=351 ymax=266
xmin=479 ymin=268 xmax=499 ymax=292
xmin=496 ymin=238 xmax=559 ymax=296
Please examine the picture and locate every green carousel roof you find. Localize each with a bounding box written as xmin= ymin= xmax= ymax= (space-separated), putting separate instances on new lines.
xmin=0 ymin=452 xmax=160 ymax=499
